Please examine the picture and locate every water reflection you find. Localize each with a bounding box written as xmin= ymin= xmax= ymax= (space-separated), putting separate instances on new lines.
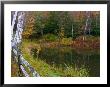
xmin=37 ymin=47 xmax=100 ymax=77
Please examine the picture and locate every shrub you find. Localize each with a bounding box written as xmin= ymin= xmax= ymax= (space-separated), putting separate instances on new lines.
xmin=78 ymin=67 xmax=89 ymax=77
xmin=60 ymin=37 xmax=73 ymax=46
xmin=43 ymin=34 xmax=58 ymax=42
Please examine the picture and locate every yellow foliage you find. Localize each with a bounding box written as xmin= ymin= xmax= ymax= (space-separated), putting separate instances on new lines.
xmin=22 ymin=12 xmax=36 ymax=38
xmin=60 ymin=38 xmax=73 ymax=46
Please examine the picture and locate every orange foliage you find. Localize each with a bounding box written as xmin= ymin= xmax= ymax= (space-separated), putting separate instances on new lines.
xmin=22 ymin=12 xmax=36 ymax=38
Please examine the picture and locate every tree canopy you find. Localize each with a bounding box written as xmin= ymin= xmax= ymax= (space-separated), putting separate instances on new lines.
xmin=22 ymin=11 xmax=100 ymax=39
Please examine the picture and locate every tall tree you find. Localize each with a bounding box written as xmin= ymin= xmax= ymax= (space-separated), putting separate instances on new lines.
xmin=44 ymin=11 xmax=59 ymax=35
xmin=91 ymin=12 xmax=100 ymax=36
xmin=22 ymin=11 xmax=36 ymax=39
xmin=34 ymin=12 xmax=48 ymax=38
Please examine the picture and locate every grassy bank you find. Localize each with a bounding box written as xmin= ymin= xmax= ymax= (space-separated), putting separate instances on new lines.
xmin=12 ymin=35 xmax=99 ymax=77
xmin=19 ymin=39 xmax=90 ymax=77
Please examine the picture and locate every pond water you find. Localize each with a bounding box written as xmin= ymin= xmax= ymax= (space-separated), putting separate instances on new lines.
xmin=34 ymin=46 xmax=100 ymax=77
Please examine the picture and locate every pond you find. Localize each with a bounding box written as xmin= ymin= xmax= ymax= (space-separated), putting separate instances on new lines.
xmin=33 ymin=46 xmax=100 ymax=77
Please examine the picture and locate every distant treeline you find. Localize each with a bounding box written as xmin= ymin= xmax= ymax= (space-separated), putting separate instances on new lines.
xmin=16 ymin=11 xmax=100 ymax=39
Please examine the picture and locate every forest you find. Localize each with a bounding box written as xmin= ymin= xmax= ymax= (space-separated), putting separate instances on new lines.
xmin=11 ymin=11 xmax=100 ymax=77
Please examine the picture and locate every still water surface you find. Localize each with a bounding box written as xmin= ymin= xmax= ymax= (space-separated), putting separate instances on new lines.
xmin=36 ymin=46 xmax=100 ymax=77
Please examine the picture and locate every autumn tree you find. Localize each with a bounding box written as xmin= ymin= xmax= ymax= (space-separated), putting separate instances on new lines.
xmin=22 ymin=11 xmax=36 ymax=39
xmin=22 ymin=11 xmax=100 ymax=39
xmin=33 ymin=12 xmax=49 ymax=38
xmin=91 ymin=12 xmax=100 ymax=36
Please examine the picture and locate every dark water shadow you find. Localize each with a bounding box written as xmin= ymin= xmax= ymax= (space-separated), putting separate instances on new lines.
xmin=32 ymin=46 xmax=100 ymax=77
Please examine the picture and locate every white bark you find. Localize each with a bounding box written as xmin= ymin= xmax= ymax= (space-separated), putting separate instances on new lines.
xmin=11 ymin=11 xmax=18 ymax=40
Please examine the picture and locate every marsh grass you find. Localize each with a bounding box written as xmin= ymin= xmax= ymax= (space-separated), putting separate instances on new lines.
xmin=20 ymin=39 xmax=90 ymax=77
